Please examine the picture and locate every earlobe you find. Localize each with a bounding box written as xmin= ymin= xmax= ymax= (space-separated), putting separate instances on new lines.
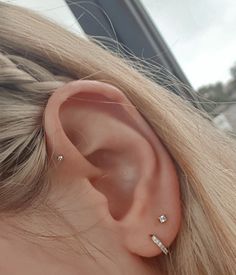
xmin=43 ymin=79 xmax=181 ymax=258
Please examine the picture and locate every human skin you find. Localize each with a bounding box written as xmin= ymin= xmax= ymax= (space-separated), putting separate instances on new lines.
xmin=0 ymin=80 xmax=181 ymax=275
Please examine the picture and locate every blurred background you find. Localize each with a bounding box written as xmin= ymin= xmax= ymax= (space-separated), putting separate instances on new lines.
xmin=3 ymin=0 xmax=236 ymax=134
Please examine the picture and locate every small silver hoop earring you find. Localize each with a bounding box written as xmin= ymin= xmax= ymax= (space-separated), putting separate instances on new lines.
xmin=150 ymin=234 xmax=169 ymax=255
xmin=158 ymin=214 xmax=168 ymax=223
xmin=56 ymin=155 xmax=64 ymax=161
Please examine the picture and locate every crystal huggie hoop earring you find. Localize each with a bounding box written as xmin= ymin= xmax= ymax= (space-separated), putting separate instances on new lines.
xmin=150 ymin=234 xmax=169 ymax=255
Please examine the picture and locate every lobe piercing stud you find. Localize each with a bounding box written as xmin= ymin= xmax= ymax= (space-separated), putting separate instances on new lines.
xmin=158 ymin=214 xmax=168 ymax=223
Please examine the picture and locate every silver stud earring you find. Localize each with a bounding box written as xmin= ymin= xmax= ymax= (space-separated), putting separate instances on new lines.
xmin=158 ymin=214 xmax=168 ymax=224
xmin=56 ymin=155 xmax=64 ymax=161
xmin=150 ymin=234 xmax=169 ymax=255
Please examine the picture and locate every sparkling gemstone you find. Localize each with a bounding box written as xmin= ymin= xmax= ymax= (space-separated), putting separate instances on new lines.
xmin=57 ymin=155 xmax=64 ymax=161
xmin=159 ymin=214 xmax=167 ymax=223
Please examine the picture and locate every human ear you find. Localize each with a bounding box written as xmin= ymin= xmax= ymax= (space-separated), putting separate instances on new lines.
xmin=43 ymin=80 xmax=181 ymax=257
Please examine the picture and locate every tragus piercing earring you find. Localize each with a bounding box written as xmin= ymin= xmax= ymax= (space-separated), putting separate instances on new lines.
xmin=150 ymin=234 xmax=169 ymax=255
xmin=56 ymin=155 xmax=64 ymax=161
xmin=158 ymin=214 xmax=168 ymax=224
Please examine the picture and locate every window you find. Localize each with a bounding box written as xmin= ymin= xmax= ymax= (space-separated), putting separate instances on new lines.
xmin=140 ymin=0 xmax=236 ymax=133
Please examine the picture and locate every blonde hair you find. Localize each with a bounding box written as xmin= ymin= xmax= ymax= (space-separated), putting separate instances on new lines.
xmin=0 ymin=2 xmax=235 ymax=275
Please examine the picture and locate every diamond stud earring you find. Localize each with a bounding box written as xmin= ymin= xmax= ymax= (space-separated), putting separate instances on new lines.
xmin=150 ymin=234 xmax=169 ymax=255
xmin=158 ymin=214 xmax=168 ymax=224
xmin=56 ymin=155 xmax=64 ymax=161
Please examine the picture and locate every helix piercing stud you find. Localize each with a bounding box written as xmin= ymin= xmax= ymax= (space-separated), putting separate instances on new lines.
xmin=150 ymin=234 xmax=169 ymax=255
xmin=56 ymin=155 xmax=64 ymax=161
xmin=158 ymin=214 xmax=168 ymax=224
